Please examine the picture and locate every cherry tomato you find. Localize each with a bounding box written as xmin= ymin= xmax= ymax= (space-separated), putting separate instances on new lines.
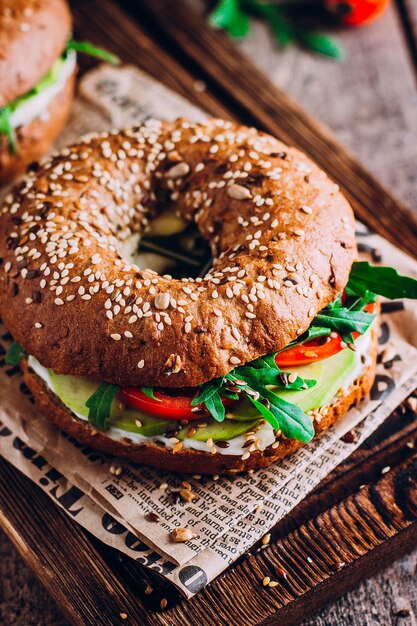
xmin=275 ymin=302 xmax=376 ymax=367
xmin=325 ymin=0 xmax=390 ymax=26
xmin=119 ymin=387 xmax=237 ymax=420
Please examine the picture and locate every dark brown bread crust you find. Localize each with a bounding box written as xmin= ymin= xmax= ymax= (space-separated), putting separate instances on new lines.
xmin=0 ymin=120 xmax=356 ymax=388
xmin=22 ymin=326 xmax=378 ymax=475
xmin=0 ymin=68 xmax=75 ymax=184
xmin=0 ymin=0 xmax=72 ymax=107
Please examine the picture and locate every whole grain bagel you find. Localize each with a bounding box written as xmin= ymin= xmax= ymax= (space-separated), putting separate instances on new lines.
xmin=0 ymin=0 xmax=72 ymax=107
xmin=0 ymin=119 xmax=356 ymax=388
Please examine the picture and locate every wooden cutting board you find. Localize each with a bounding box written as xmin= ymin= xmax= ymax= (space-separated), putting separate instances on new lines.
xmin=0 ymin=1 xmax=416 ymax=624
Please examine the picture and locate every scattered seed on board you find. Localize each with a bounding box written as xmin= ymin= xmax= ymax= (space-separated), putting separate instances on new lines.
xmin=171 ymin=527 xmax=195 ymax=542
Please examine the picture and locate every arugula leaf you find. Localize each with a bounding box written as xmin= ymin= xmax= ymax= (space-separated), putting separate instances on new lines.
xmin=246 ymin=394 xmax=280 ymax=429
xmin=85 ymin=383 xmax=120 ymax=429
xmin=204 ymin=391 xmax=225 ymax=422
xmin=296 ymin=31 xmax=343 ymax=59
xmin=277 ymin=326 xmax=331 ymax=352
xmin=140 ymin=387 xmax=161 ymax=401
xmin=191 ymin=377 xmax=224 ymax=406
xmin=347 ymin=261 xmax=417 ymax=300
xmin=344 ymin=291 xmax=376 ymax=311
xmin=0 ymin=107 xmax=17 ymax=154
xmin=66 ymin=40 xmax=120 ymax=65
xmin=210 ymin=0 xmax=342 ymax=59
xmin=244 ymin=386 xmax=313 ymax=441
xmin=220 ymin=389 xmax=240 ymax=400
xmin=246 ymin=351 xmax=279 ymax=369
xmin=230 ymin=367 xmax=315 ymax=391
xmin=314 ymin=306 xmax=375 ymax=343
xmin=209 ymin=0 xmax=250 ymax=37
xmin=261 ymin=389 xmax=314 ymax=442
xmin=4 ymin=342 xmax=26 ymax=366
xmin=223 ymin=355 xmax=315 ymax=440
xmin=242 ymin=0 xmax=293 ymax=46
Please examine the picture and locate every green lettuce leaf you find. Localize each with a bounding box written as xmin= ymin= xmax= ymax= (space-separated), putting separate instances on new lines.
xmin=0 ymin=107 xmax=16 ymax=154
xmin=66 ymin=40 xmax=120 ymax=65
xmin=4 ymin=342 xmax=26 ymax=366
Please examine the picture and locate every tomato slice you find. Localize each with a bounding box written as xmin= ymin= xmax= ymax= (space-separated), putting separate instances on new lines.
xmin=119 ymin=387 xmax=237 ymax=420
xmin=325 ymin=0 xmax=390 ymax=26
xmin=275 ymin=302 xmax=376 ymax=367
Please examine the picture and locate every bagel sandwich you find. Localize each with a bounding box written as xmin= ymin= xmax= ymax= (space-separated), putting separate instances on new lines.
xmin=1 ymin=119 xmax=417 ymax=475
xmin=0 ymin=0 xmax=119 ymax=185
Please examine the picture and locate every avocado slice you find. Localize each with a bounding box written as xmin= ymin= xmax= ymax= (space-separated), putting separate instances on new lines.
xmin=108 ymin=414 xmax=175 ymax=437
xmin=177 ymin=418 xmax=260 ymax=442
xmin=270 ymin=347 xmax=357 ymax=411
xmin=49 ymin=371 xmax=178 ymax=436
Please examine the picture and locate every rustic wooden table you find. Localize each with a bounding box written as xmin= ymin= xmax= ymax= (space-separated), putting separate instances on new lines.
xmin=1 ymin=1 xmax=417 ymax=624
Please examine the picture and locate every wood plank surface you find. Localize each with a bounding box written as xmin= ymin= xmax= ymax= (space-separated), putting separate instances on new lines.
xmin=1 ymin=1 xmax=417 ymax=625
xmin=124 ymin=0 xmax=417 ymax=259
xmin=233 ymin=0 xmax=417 ymax=216
xmin=0 ymin=437 xmax=416 ymax=626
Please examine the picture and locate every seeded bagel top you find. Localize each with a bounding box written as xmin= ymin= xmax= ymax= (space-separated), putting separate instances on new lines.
xmin=0 ymin=119 xmax=356 ymax=387
xmin=0 ymin=0 xmax=72 ymax=107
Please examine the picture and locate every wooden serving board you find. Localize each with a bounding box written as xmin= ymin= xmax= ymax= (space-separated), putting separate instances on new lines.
xmin=0 ymin=1 xmax=416 ymax=624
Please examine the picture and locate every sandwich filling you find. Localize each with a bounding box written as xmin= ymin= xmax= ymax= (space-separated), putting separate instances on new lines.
xmin=27 ymin=325 xmax=373 ymax=456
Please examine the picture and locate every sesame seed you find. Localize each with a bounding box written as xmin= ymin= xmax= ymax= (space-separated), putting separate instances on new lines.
xmin=110 ymin=333 xmax=121 ymax=341
xmin=228 ymin=184 xmax=252 ymax=200
xmin=166 ymin=162 xmax=190 ymax=178
xmin=154 ymin=292 xmax=170 ymax=310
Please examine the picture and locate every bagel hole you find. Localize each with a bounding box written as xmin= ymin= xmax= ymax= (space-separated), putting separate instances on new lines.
xmin=120 ymin=214 xmax=212 ymax=280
